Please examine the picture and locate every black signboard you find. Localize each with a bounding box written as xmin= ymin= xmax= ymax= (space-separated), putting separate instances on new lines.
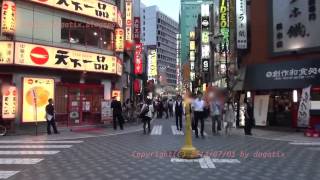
xmin=244 ymin=59 xmax=320 ymax=90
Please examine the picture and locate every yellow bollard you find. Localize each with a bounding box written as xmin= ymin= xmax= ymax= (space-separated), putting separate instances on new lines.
xmin=178 ymin=100 xmax=200 ymax=159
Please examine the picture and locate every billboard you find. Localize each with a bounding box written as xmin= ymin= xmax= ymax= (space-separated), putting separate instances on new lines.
xmin=22 ymin=77 xmax=54 ymax=123
xmin=133 ymin=17 xmax=141 ymax=42
xmin=15 ymin=42 xmax=118 ymax=75
xmin=30 ymin=0 xmax=118 ymax=25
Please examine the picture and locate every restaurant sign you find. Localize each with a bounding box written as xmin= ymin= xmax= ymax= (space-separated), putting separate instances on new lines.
xmin=29 ymin=0 xmax=119 ymax=26
xmin=15 ymin=42 xmax=119 ymax=75
xmin=1 ymin=85 xmax=16 ymax=119
xmin=0 ymin=41 xmax=14 ymax=64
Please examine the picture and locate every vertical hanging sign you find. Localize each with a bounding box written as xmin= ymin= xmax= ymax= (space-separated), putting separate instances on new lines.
xmin=236 ymin=0 xmax=247 ymax=49
xmin=133 ymin=17 xmax=141 ymax=43
xmin=115 ymin=28 xmax=124 ymax=52
xmin=220 ymin=0 xmax=230 ymax=46
xmin=125 ymin=0 xmax=133 ymax=42
xmin=1 ymin=1 xmax=16 ymax=35
xmin=134 ymin=43 xmax=143 ymax=75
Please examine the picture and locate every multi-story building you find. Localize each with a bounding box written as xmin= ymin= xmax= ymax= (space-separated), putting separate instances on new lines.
xmin=140 ymin=5 xmax=179 ymax=87
xmin=0 ymin=0 xmax=127 ymax=130
xmin=238 ymin=0 xmax=320 ymax=129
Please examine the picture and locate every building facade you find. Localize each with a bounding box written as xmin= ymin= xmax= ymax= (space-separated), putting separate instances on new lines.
xmin=238 ymin=0 xmax=320 ymax=129
xmin=0 ymin=0 xmax=127 ymax=130
xmin=140 ymin=5 xmax=179 ymax=87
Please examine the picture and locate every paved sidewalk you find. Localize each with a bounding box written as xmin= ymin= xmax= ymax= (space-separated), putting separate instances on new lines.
xmin=1 ymin=123 xmax=144 ymax=141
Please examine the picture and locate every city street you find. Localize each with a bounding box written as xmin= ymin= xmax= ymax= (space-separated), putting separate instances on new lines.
xmin=0 ymin=118 xmax=319 ymax=180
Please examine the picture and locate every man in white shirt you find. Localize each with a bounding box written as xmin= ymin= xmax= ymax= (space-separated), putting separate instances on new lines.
xmin=192 ymin=92 xmax=205 ymax=138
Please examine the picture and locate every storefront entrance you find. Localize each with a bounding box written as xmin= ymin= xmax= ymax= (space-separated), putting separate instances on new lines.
xmin=55 ymin=83 xmax=104 ymax=126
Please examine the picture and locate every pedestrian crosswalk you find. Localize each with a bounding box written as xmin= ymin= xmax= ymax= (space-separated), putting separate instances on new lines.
xmin=171 ymin=126 xmax=184 ymax=135
xmin=151 ymin=125 xmax=162 ymax=135
xmin=150 ymin=125 xmax=209 ymax=136
xmin=0 ymin=140 xmax=83 ymax=179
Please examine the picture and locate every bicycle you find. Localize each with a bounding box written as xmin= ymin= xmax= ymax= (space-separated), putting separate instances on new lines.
xmin=0 ymin=124 xmax=7 ymax=136
xmin=0 ymin=121 xmax=7 ymax=136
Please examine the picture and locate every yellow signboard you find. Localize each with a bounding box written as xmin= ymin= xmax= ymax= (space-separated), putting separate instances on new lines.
xmin=15 ymin=42 xmax=118 ymax=75
xmin=189 ymin=31 xmax=195 ymax=40
xmin=115 ymin=28 xmax=124 ymax=52
xmin=22 ymin=77 xmax=55 ymax=123
xmin=1 ymin=1 xmax=16 ymax=35
xmin=190 ymin=41 xmax=195 ymax=51
xmin=0 ymin=41 xmax=14 ymax=64
xmin=148 ymin=49 xmax=157 ymax=77
xmin=2 ymin=85 xmax=16 ymax=119
xmin=29 ymin=0 xmax=118 ymax=25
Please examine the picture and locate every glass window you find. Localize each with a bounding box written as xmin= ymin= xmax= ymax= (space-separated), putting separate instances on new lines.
xmin=101 ymin=28 xmax=113 ymax=51
xmin=61 ymin=18 xmax=70 ymax=43
xmin=86 ymin=25 xmax=100 ymax=47
xmin=69 ymin=21 xmax=86 ymax=45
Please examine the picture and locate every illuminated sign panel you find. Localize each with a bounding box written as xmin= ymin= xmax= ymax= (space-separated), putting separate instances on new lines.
xmin=15 ymin=42 xmax=118 ymax=75
xmin=202 ymin=31 xmax=210 ymax=44
xmin=29 ymin=0 xmax=118 ymax=25
xmin=0 ymin=41 xmax=14 ymax=64
xmin=115 ymin=28 xmax=124 ymax=52
xmin=116 ymin=58 xmax=123 ymax=76
xmin=134 ymin=43 xmax=143 ymax=75
xmin=148 ymin=49 xmax=157 ymax=77
xmin=22 ymin=77 xmax=54 ymax=123
xmin=220 ymin=0 xmax=229 ymax=44
xmin=112 ymin=90 xmax=121 ymax=101
xmin=125 ymin=0 xmax=133 ymax=42
xmin=133 ymin=17 xmax=141 ymax=42
xmin=117 ymin=11 xmax=123 ymax=28
xmin=190 ymin=51 xmax=195 ymax=61
xmin=236 ymin=0 xmax=247 ymax=49
xmin=2 ymin=85 xmax=16 ymax=119
xmin=201 ymin=45 xmax=210 ymax=59
xmin=190 ymin=41 xmax=195 ymax=51
xmin=1 ymin=1 xmax=16 ymax=35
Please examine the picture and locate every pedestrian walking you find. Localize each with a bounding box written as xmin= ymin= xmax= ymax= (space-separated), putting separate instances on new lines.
xmin=175 ymin=95 xmax=184 ymax=131
xmin=192 ymin=92 xmax=205 ymax=138
xmin=163 ymin=99 xmax=169 ymax=119
xmin=168 ymin=99 xmax=174 ymax=117
xmin=244 ymin=98 xmax=254 ymax=135
xmin=111 ymin=96 xmax=124 ymax=130
xmin=139 ymin=99 xmax=153 ymax=134
xmin=45 ymin=98 xmax=59 ymax=135
xmin=225 ymin=102 xmax=235 ymax=136
xmin=210 ymin=98 xmax=222 ymax=135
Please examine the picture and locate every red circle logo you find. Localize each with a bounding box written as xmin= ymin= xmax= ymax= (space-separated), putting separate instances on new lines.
xmin=3 ymin=3 xmax=8 ymax=10
xmin=30 ymin=47 xmax=49 ymax=65
xmin=28 ymin=79 xmax=33 ymax=84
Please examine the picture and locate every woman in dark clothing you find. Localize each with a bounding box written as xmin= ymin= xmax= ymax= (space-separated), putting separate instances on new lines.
xmin=244 ymin=98 xmax=254 ymax=135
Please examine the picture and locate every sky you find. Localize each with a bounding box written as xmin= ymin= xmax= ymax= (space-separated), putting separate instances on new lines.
xmin=141 ymin=0 xmax=180 ymax=22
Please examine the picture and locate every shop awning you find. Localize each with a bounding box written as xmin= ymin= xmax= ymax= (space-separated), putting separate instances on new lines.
xmin=243 ymin=59 xmax=320 ymax=90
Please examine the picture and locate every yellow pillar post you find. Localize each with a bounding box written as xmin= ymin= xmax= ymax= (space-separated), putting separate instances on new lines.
xmin=178 ymin=99 xmax=200 ymax=159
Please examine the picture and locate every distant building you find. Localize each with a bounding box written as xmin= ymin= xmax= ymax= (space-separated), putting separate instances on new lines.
xmin=140 ymin=5 xmax=179 ymax=87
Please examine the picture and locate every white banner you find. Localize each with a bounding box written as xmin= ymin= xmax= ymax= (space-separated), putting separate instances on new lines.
xmin=254 ymin=95 xmax=270 ymax=126
xmin=236 ymin=0 xmax=247 ymax=49
xmin=298 ymin=86 xmax=311 ymax=127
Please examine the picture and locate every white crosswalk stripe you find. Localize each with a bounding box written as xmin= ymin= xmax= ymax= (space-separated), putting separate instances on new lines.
xmin=0 ymin=171 xmax=19 ymax=179
xmin=289 ymin=142 xmax=320 ymax=146
xmin=151 ymin=125 xmax=162 ymax=135
xmin=171 ymin=157 xmax=240 ymax=169
xmin=0 ymin=140 xmax=83 ymax=144
xmin=171 ymin=126 xmax=184 ymax=135
xmin=0 ymin=151 xmax=60 ymax=155
xmin=0 ymin=145 xmax=73 ymax=149
xmin=0 ymin=158 xmax=43 ymax=164
xmin=0 ymin=140 xmax=82 ymax=179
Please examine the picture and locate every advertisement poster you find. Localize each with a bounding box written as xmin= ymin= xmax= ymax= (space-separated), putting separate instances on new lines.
xmin=101 ymin=100 xmax=112 ymax=124
xmin=15 ymin=42 xmax=117 ymax=75
xmin=298 ymin=86 xmax=311 ymax=127
xmin=22 ymin=77 xmax=54 ymax=123
xmin=115 ymin=28 xmax=124 ymax=52
xmin=254 ymin=95 xmax=270 ymax=126
xmin=1 ymin=85 xmax=16 ymax=119
xmin=147 ymin=49 xmax=157 ymax=77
